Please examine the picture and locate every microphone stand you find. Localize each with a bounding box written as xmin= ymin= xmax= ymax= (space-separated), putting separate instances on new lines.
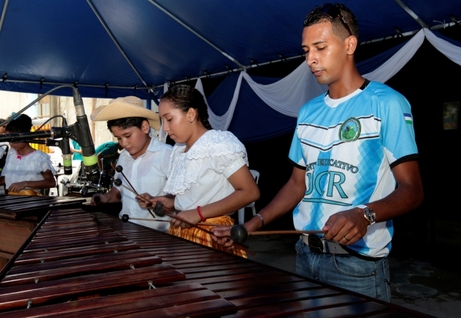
xmin=0 ymin=85 xmax=100 ymax=183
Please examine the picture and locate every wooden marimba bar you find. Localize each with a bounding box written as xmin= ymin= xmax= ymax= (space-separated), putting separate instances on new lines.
xmin=0 ymin=208 xmax=431 ymax=317
xmin=0 ymin=195 xmax=86 ymax=270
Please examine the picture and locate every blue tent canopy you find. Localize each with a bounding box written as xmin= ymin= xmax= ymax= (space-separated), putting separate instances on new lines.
xmin=0 ymin=0 xmax=460 ymax=99
xmin=1 ymin=0 xmax=460 ymax=143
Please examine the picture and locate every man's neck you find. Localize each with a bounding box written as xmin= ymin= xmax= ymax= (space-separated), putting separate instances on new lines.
xmin=327 ymin=66 xmax=364 ymax=99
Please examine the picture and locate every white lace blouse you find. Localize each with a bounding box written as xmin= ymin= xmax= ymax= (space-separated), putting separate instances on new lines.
xmin=163 ymin=130 xmax=249 ymax=211
xmin=1 ymin=148 xmax=56 ymax=189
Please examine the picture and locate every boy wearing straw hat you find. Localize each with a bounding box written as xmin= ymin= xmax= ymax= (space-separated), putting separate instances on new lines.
xmin=90 ymin=96 xmax=173 ymax=232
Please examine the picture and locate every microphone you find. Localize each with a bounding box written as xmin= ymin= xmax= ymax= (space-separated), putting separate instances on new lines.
xmin=0 ymin=85 xmax=98 ymax=182
xmin=61 ymin=137 xmax=73 ymax=175
xmin=69 ymin=88 xmax=100 ymax=183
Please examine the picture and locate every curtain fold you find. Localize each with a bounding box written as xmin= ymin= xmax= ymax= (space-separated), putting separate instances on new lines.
xmin=163 ymin=28 xmax=461 ymax=141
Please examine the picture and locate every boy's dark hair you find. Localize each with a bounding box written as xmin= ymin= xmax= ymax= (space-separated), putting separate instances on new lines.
xmin=5 ymin=114 xmax=33 ymax=133
xmin=107 ymin=117 xmax=147 ymax=131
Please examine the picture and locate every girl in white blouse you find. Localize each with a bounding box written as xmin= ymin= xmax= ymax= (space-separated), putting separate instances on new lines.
xmin=139 ymin=85 xmax=259 ymax=257
xmin=0 ymin=114 xmax=56 ymax=195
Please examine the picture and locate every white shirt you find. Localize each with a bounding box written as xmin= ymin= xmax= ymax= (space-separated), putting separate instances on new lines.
xmin=115 ymin=137 xmax=172 ymax=231
xmin=164 ymin=130 xmax=248 ymax=212
xmin=1 ymin=148 xmax=56 ymax=192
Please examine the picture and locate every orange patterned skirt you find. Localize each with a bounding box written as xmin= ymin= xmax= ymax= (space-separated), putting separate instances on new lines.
xmin=8 ymin=189 xmax=41 ymax=196
xmin=168 ymin=215 xmax=247 ymax=258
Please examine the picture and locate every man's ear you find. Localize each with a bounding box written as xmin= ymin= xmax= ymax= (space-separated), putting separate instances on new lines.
xmin=346 ymin=35 xmax=358 ymax=55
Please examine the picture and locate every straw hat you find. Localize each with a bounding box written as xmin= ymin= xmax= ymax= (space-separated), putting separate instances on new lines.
xmin=91 ymin=96 xmax=160 ymax=130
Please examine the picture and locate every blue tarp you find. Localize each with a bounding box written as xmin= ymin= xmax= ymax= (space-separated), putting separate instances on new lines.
xmin=0 ymin=1 xmax=460 ymax=142
xmin=1 ymin=0 xmax=460 ymax=98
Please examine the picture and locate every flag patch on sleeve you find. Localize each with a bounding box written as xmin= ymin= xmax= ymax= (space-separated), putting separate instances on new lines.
xmin=404 ymin=113 xmax=413 ymax=124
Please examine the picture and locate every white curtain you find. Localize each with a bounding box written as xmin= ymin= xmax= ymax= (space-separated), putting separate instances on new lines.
xmin=175 ymin=28 xmax=460 ymax=131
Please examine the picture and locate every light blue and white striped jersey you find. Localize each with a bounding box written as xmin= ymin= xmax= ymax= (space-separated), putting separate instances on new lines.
xmin=289 ymin=81 xmax=417 ymax=257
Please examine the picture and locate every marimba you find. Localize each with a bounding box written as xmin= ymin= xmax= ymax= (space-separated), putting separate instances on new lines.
xmin=0 ymin=203 xmax=431 ymax=317
xmin=0 ymin=195 xmax=85 ymax=269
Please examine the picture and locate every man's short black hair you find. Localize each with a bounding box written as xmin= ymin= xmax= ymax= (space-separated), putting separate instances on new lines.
xmin=303 ymin=3 xmax=359 ymax=40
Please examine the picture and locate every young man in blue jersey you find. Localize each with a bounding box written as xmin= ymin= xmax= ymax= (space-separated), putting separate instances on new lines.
xmin=212 ymin=3 xmax=423 ymax=301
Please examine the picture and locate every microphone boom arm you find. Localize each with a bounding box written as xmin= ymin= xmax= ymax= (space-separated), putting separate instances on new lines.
xmin=0 ymin=85 xmax=100 ymax=182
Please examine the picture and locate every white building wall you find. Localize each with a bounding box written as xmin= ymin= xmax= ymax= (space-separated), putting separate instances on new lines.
xmin=1 ymin=91 xmax=125 ymax=146
xmin=0 ymin=91 xmax=38 ymax=120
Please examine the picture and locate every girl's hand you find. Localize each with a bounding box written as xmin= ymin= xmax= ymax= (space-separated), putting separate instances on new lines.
xmin=170 ymin=209 xmax=201 ymax=228
xmin=8 ymin=182 xmax=27 ymax=193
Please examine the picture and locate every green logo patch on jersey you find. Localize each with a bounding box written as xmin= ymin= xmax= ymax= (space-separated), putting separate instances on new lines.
xmin=339 ymin=118 xmax=361 ymax=142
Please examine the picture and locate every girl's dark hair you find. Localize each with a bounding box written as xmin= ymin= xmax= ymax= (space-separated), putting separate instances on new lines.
xmin=107 ymin=117 xmax=146 ymax=131
xmin=160 ymin=84 xmax=212 ymax=129
xmin=6 ymin=114 xmax=33 ymax=133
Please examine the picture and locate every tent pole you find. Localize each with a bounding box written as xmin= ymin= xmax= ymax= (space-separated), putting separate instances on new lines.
xmin=0 ymin=0 xmax=10 ymax=33
xmin=0 ymin=78 xmax=149 ymax=92
xmin=148 ymin=0 xmax=245 ymax=70
xmin=394 ymin=0 xmax=429 ymax=28
xmin=151 ymin=54 xmax=306 ymax=89
xmin=86 ymin=0 xmax=151 ymax=93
